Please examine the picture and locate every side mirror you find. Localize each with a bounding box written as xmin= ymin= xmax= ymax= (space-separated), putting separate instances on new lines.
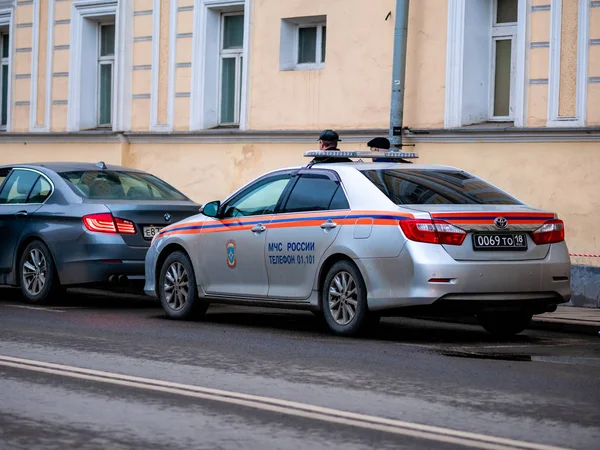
xmin=201 ymin=200 xmax=221 ymax=218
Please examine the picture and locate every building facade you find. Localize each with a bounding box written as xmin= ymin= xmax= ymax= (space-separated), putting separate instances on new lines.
xmin=0 ymin=0 xmax=598 ymax=305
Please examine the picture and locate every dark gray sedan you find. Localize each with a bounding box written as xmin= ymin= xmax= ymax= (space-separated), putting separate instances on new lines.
xmin=0 ymin=162 xmax=201 ymax=303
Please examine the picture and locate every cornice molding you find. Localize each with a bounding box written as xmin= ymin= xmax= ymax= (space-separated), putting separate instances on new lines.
xmin=1 ymin=128 xmax=599 ymax=144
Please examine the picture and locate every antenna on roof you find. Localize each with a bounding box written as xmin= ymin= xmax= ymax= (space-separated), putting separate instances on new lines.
xmin=95 ymin=161 xmax=107 ymax=170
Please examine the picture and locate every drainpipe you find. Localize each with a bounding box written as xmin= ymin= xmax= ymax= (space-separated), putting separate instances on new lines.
xmin=389 ymin=0 xmax=410 ymax=149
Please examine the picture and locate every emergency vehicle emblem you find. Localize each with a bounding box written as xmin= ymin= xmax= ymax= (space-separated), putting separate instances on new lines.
xmin=226 ymin=240 xmax=237 ymax=268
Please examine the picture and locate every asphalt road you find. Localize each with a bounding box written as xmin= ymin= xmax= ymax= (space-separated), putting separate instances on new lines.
xmin=0 ymin=287 xmax=599 ymax=450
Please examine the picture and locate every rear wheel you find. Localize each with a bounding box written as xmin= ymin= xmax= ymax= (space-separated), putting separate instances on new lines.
xmin=159 ymin=251 xmax=208 ymax=320
xmin=478 ymin=312 xmax=532 ymax=337
xmin=322 ymin=260 xmax=376 ymax=336
xmin=19 ymin=241 xmax=61 ymax=304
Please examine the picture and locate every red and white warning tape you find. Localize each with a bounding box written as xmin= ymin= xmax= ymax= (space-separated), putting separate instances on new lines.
xmin=570 ymin=253 xmax=600 ymax=258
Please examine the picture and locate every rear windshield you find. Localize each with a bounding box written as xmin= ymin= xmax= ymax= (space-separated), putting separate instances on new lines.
xmin=59 ymin=170 xmax=188 ymax=201
xmin=360 ymin=169 xmax=521 ymax=205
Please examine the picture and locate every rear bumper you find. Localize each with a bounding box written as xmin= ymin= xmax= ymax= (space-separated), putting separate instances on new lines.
xmin=59 ymin=260 xmax=146 ymax=286
xmin=358 ymin=241 xmax=571 ymax=312
xmin=54 ymin=233 xmax=149 ymax=285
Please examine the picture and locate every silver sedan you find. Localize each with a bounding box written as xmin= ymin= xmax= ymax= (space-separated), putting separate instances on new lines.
xmin=144 ymin=152 xmax=571 ymax=337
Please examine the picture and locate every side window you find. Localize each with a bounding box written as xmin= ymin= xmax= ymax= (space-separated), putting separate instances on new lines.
xmin=222 ymin=175 xmax=292 ymax=218
xmin=0 ymin=170 xmax=40 ymax=205
xmin=27 ymin=176 xmax=52 ymax=204
xmin=328 ymin=185 xmax=350 ymax=210
xmin=0 ymin=168 xmax=10 ymax=193
xmin=282 ymin=174 xmax=348 ymax=213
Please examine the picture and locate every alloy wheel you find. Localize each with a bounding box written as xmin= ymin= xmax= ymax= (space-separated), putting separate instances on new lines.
xmin=164 ymin=262 xmax=189 ymax=311
xmin=328 ymin=271 xmax=358 ymax=325
xmin=22 ymin=249 xmax=48 ymax=296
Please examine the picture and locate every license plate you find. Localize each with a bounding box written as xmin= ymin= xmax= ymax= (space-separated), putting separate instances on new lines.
xmin=472 ymin=233 xmax=528 ymax=251
xmin=143 ymin=226 xmax=163 ymax=239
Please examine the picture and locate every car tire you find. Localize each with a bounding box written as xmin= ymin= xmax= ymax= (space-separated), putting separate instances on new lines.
xmin=19 ymin=240 xmax=61 ymax=304
xmin=478 ymin=312 xmax=532 ymax=337
xmin=321 ymin=260 xmax=373 ymax=336
xmin=159 ymin=251 xmax=208 ymax=320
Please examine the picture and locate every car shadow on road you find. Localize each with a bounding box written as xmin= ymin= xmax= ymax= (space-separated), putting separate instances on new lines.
xmin=0 ymin=287 xmax=159 ymax=310
xmin=179 ymin=306 xmax=540 ymax=346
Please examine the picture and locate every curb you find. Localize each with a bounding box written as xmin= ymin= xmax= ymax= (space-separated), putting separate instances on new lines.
xmin=529 ymin=318 xmax=600 ymax=336
xmin=414 ymin=315 xmax=600 ymax=337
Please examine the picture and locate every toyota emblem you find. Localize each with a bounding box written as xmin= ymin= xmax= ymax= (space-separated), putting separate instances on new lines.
xmin=164 ymin=213 xmax=171 ymax=222
xmin=494 ymin=217 xmax=508 ymax=229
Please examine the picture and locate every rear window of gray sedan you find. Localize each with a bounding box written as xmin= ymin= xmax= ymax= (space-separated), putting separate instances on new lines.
xmin=360 ymin=169 xmax=522 ymax=205
xmin=59 ymin=170 xmax=188 ymax=201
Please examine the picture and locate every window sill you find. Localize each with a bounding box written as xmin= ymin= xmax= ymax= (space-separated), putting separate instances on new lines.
xmin=213 ymin=124 xmax=240 ymax=129
xmin=452 ymin=121 xmax=516 ymax=130
xmin=280 ymin=64 xmax=325 ymax=72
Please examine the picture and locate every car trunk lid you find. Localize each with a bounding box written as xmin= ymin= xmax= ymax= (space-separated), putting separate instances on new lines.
xmin=404 ymin=204 xmax=556 ymax=261
xmin=98 ymin=201 xmax=201 ymax=247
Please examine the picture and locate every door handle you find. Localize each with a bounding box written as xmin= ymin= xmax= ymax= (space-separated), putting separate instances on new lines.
xmin=15 ymin=211 xmax=28 ymax=218
xmin=251 ymin=224 xmax=267 ymax=233
xmin=320 ymin=220 xmax=337 ymax=230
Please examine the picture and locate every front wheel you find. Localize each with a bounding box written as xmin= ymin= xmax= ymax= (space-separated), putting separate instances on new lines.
xmin=321 ymin=260 xmax=375 ymax=336
xmin=478 ymin=312 xmax=532 ymax=337
xmin=159 ymin=251 xmax=208 ymax=320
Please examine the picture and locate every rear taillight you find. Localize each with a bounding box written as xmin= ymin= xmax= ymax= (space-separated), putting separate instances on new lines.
xmin=115 ymin=217 xmax=136 ymax=234
xmin=83 ymin=213 xmax=136 ymax=235
xmin=399 ymin=219 xmax=466 ymax=246
xmin=532 ymin=219 xmax=564 ymax=245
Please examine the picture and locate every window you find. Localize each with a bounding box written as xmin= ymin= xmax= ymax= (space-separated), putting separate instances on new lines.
xmin=0 ymin=32 xmax=9 ymax=129
xmin=67 ymin=1 xmax=128 ymax=132
xmin=445 ymin=0 xmax=525 ymax=128
xmin=222 ymin=175 xmax=292 ymax=218
xmin=98 ymin=24 xmax=115 ymax=127
xmin=360 ymin=169 xmax=522 ymax=205
xmin=219 ymin=13 xmax=244 ymax=126
xmin=59 ymin=171 xmax=189 ymax=201
xmin=490 ymin=0 xmax=517 ymax=120
xmin=297 ymin=24 xmax=326 ymax=65
xmin=280 ymin=16 xmax=326 ymax=71
xmin=27 ymin=177 xmax=52 ymax=204
xmin=282 ymin=175 xmax=348 ymax=213
xmin=0 ymin=170 xmax=40 ymax=205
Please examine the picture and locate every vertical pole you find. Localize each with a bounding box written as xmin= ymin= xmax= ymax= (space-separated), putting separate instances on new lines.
xmin=389 ymin=0 xmax=410 ymax=149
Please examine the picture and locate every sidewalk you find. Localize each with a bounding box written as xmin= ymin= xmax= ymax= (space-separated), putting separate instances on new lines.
xmin=530 ymin=305 xmax=600 ymax=336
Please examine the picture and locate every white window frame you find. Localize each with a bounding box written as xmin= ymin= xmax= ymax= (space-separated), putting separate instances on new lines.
xmin=97 ymin=23 xmax=115 ymax=128
xmin=190 ymin=0 xmax=250 ymax=131
xmin=0 ymin=31 xmax=9 ymax=130
xmin=489 ymin=1 xmax=517 ymax=121
xmin=218 ymin=11 xmax=244 ymax=126
xmin=295 ymin=23 xmax=326 ymax=70
xmin=445 ymin=0 xmax=527 ymax=128
xmin=68 ymin=0 xmax=132 ymax=132
xmin=0 ymin=5 xmax=13 ymax=132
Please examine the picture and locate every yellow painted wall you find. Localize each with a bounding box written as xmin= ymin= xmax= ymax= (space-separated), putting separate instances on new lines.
xmin=50 ymin=105 xmax=67 ymax=132
xmin=124 ymin=141 xmax=600 ymax=256
xmin=528 ymin=8 xmax=551 ymax=127
xmin=0 ymin=135 xmax=599 ymax=256
xmin=403 ymin=0 xmax=447 ymax=128
xmin=248 ymin=0 xmax=396 ymax=130
xmin=591 ymin=6 xmax=600 ymax=127
xmin=54 ymin=0 xmax=71 ymax=21
xmin=178 ymin=9 xmax=194 ymax=34
xmin=0 ymin=143 xmax=124 ymax=167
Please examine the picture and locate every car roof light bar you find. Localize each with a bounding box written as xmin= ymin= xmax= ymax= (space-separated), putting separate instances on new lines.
xmin=304 ymin=150 xmax=419 ymax=160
